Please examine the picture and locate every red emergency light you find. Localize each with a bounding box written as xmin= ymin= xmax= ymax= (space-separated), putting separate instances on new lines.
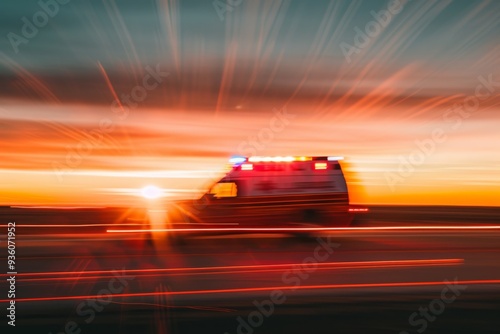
xmin=314 ymin=162 xmax=327 ymax=170
xmin=241 ymin=163 xmax=253 ymax=171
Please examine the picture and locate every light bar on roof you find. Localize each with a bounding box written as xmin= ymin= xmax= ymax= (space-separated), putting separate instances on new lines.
xmin=229 ymin=156 xmax=247 ymax=164
xmin=243 ymin=156 xmax=343 ymax=163
xmin=248 ymin=156 xmax=312 ymax=162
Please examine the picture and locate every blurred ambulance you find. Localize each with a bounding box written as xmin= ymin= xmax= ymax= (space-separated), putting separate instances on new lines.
xmin=166 ymin=156 xmax=365 ymax=228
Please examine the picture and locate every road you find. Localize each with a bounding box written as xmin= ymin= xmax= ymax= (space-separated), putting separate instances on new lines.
xmin=1 ymin=206 xmax=500 ymax=333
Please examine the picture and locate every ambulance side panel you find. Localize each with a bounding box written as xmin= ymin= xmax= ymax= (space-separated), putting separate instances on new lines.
xmin=195 ymin=161 xmax=352 ymax=226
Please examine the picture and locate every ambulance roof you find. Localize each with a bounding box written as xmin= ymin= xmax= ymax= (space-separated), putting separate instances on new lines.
xmin=229 ymin=156 xmax=344 ymax=165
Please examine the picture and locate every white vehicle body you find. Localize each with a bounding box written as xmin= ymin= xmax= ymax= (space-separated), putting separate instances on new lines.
xmin=168 ymin=156 xmax=356 ymax=227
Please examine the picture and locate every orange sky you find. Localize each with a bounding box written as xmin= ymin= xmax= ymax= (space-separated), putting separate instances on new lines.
xmin=1 ymin=92 xmax=499 ymax=206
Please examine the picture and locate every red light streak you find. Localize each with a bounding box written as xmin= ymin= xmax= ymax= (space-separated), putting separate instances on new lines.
xmin=4 ymin=279 xmax=500 ymax=304
xmin=0 ymin=223 xmax=144 ymax=228
xmin=0 ymin=258 xmax=463 ymax=278
xmin=106 ymin=225 xmax=500 ymax=233
xmin=9 ymin=258 xmax=463 ymax=282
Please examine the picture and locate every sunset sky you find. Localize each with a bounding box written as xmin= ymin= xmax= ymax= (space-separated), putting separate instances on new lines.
xmin=0 ymin=0 xmax=499 ymax=206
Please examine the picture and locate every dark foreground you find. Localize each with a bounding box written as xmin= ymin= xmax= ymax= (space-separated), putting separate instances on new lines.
xmin=1 ymin=205 xmax=500 ymax=333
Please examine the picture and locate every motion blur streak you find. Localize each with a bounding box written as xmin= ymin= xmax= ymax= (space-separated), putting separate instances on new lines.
xmin=1 ymin=223 xmax=143 ymax=228
xmin=5 ymin=279 xmax=500 ymax=304
xmin=107 ymin=225 xmax=500 ymax=233
xmin=1 ymin=2 xmax=499 ymax=207
xmin=3 ymin=258 xmax=463 ymax=280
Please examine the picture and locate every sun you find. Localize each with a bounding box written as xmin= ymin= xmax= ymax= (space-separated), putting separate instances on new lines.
xmin=140 ymin=185 xmax=162 ymax=199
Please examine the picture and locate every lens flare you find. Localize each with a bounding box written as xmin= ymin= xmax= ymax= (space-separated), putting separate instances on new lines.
xmin=140 ymin=185 xmax=162 ymax=199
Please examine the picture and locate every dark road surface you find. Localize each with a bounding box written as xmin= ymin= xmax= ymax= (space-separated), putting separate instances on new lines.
xmin=1 ymin=206 xmax=500 ymax=333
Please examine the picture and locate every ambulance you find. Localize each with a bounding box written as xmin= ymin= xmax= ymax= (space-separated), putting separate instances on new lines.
xmin=165 ymin=156 xmax=362 ymax=229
